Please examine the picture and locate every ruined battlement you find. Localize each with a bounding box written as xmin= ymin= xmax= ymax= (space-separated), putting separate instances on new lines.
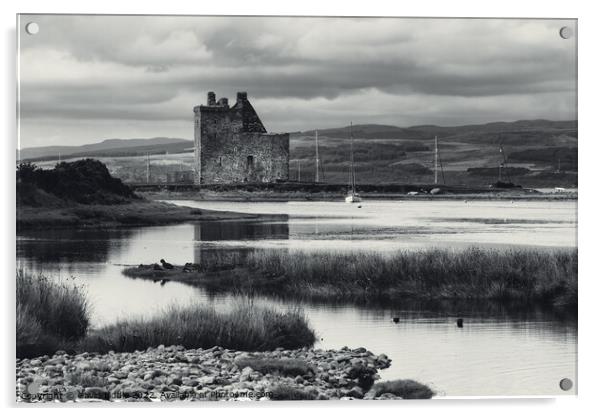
xmin=193 ymin=92 xmax=289 ymax=184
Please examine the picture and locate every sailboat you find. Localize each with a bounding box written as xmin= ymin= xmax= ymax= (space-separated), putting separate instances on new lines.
xmin=345 ymin=123 xmax=362 ymax=203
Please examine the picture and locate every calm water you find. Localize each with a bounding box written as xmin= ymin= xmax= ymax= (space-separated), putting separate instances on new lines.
xmin=16 ymin=200 xmax=577 ymax=396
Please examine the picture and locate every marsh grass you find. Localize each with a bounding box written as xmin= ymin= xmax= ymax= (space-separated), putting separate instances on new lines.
xmin=81 ymin=300 xmax=316 ymax=353
xmin=234 ymin=248 xmax=577 ymax=306
xmin=17 ymin=270 xmax=315 ymax=357
xmin=16 ymin=270 xmax=90 ymax=357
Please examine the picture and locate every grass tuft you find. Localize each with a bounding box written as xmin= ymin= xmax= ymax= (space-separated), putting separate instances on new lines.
xmin=16 ymin=270 xmax=90 ymax=358
xmin=371 ymin=379 xmax=434 ymax=399
xmin=80 ymin=300 xmax=316 ymax=353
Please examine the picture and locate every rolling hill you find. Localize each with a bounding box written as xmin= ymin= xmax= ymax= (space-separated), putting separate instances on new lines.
xmin=18 ymin=119 xmax=578 ymax=187
xmin=292 ymin=119 xmax=577 ymax=187
xmin=19 ymin=137 xmax=192 ymax=162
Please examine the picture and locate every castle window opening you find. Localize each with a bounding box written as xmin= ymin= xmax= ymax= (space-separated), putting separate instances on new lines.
xmin=247 ymin=155 xmax=254 ymax=170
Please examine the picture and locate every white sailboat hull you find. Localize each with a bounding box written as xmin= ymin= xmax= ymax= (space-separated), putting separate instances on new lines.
xmin=345 ymin=194 xmax=362 ymax=203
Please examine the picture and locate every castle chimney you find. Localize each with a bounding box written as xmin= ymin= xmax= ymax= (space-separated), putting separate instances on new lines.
xmin=237 ymin=91 xmax=248 ymax=104
xmin=207 ymin=91 xmax=216 ymax=106
xmin=218 ymin=97 xmax=229 ymax=107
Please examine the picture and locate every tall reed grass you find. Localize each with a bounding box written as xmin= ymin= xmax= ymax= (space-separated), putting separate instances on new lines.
xmin=81 ymin=300 xmax=315 ymax=353
xmin=16 ymin=270 xmax=90 ymax=357
xmin=17 ymin=270 xmax=315 ymax=358
xmin=237 ymin=248 xmax=577 ymax=306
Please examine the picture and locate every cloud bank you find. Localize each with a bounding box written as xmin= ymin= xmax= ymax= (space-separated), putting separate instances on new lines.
xmin=18 ymin=15 xmax=577 ymax=147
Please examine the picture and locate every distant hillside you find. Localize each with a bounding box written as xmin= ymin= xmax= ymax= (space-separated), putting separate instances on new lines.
xmin=291 ymin=119 xmax=577 ymax=187
xmin=17 ymin=119 xmax=578 ymax=188
xmin=19 ymin=137 xmax=192 ymax=162
xmin=297 ymin=120 xmax=577 ymax=143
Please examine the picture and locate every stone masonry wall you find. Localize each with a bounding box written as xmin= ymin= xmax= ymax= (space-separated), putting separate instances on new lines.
xmin=201 ymin=132 xmax=289 ymax=183
xmin=194 ymin=92 xmax=289 ymax=184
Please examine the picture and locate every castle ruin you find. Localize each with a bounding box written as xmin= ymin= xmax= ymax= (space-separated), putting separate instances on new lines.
xmin=193 ymin=92 xmax=289 ymax=184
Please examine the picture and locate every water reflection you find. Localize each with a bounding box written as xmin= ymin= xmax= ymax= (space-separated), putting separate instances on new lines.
xmin=15 ymin=200 xmax=578 ymax=396
xmin=193 ymin=217 xmax=289 ymax=269
xmin=17 ymin=228 xmax=135 ymax=264
xmin=170 ymin=200 xmax=577 ymax=250
xmin=194 ymin=217 xmax=289 ymax=241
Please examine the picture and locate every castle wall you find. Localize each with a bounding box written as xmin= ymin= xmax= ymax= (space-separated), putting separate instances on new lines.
xmin=201 ymin=131 xmax=289 ymax=183
xmin=193 ymin=92 xmax=289 ymax=184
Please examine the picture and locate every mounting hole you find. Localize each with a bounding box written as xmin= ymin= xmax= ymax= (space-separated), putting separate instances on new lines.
xmin=25 ymin=22 xmax=39 ymax=35
xmin=559 ymin=378 xmax=573 ymax=391
xmin=559 ymin=26 xmax=573 ymax=40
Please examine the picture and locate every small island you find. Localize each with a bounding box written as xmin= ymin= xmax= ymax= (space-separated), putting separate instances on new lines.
xmin=16 ymin=159 xmax=259 ymax=229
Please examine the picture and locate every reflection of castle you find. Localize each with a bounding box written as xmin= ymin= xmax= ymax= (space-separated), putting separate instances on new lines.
xmin=193 ymin=219 xmax=289 ymax=269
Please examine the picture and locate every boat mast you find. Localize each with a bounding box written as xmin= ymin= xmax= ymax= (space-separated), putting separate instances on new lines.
xmin=315 ymin=130 xmax=320 ymax=183
xmin=434 ymin=136 xmax=438 ymax=184
xmin=350 ymin=122 xmax=356 ymax=194
xmin=499 ymin=140 xmax=506 ymax=182
xmin=146 ymin=152 xmax=151 ymax=183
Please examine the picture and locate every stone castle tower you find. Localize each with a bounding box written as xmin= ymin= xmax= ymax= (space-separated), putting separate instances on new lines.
xmin=193 ymin=92 xmax=289 ymax=184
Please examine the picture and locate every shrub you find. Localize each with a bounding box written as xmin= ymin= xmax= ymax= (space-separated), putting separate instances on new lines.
xmin=17 ymin=159 xmax=137 ymax=206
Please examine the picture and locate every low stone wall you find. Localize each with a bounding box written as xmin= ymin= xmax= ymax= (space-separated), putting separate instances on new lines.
xmin=16 ymin=345 xmax=396 ymax=402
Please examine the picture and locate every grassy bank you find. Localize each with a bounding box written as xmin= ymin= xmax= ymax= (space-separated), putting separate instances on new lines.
xmin=131 ymin=178 xmax=577 ymax=202
xmin=141 ymin=188 xmax=577 ymax=202
xmin=81 ymin=302 xmax=315 ymax=354
xmin=16 ymin=200 xmax=253 ymax=229
xmin=244 ymin=248 xmax=578 ymax=306
xmin=125 ymin=248 xmax=577 ymax=308
xmin=16 ymin=271 xmax=315 ymax=358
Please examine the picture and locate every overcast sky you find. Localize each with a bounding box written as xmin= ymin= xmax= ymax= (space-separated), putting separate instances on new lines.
xmin=18 ymin=15 xmax=576 ymax=148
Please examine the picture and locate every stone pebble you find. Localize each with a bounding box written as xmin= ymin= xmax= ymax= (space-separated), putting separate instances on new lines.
xmin=16 ymin=345 xmax=397 ymax=402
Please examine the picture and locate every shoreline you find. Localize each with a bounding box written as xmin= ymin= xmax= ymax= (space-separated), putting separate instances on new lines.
xmin=140 ymin=190 xmax=578 ymax=203
xmin=16 ymin=271 xmax=434 ymax=402
xmin=16 ymin=200 xmax=262 ymax=230
xmin=16 ymin=345 xmax=436 ymax=402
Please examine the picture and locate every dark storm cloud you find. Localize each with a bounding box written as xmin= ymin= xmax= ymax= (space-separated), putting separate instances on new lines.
xmin=18 ymin=15 xmax=576 ymax=146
